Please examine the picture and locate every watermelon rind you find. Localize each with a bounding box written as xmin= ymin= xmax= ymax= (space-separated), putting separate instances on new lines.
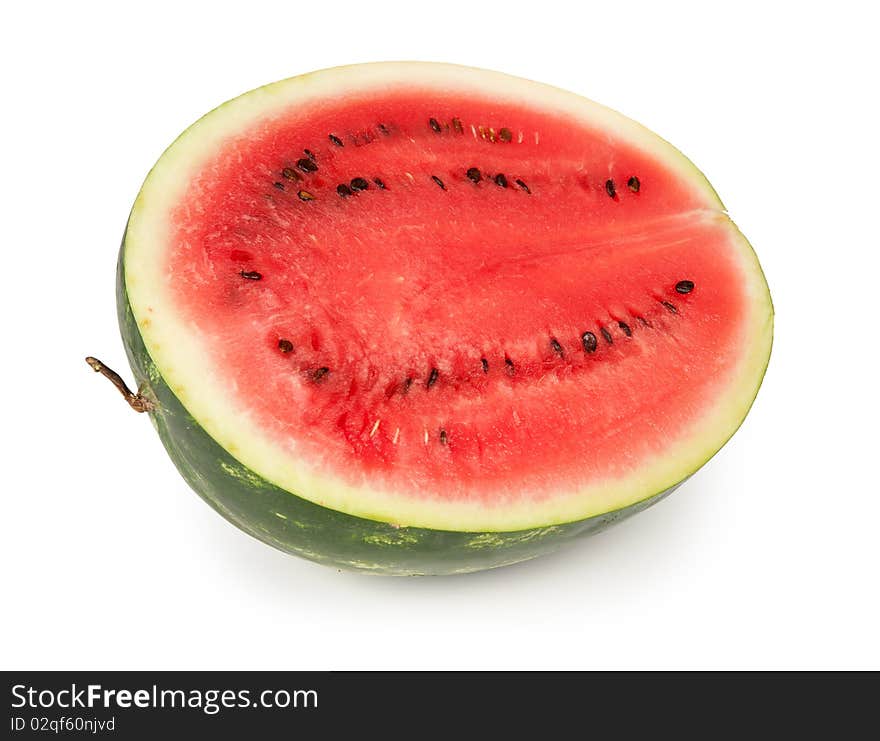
xmin=120 ymin=250 xmax=681 ymax=575
xmin=116 ymin=62 xmax=773 ymax=574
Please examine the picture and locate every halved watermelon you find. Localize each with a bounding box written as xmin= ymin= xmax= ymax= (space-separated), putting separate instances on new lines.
xmin=107 ymin=62 xmax=772 ymax=575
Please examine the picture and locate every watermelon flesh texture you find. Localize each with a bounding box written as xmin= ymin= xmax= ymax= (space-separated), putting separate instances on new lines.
xmin=121 ymin=63 xmax=772 ymax=572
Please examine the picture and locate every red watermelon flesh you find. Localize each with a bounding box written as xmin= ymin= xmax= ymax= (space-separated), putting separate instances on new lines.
xmin=125 ymin=64 xmax=772 ymax=532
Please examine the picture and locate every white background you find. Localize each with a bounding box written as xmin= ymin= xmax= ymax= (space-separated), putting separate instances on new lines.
xmin=2 ymin=0 xmax=878 ymax=670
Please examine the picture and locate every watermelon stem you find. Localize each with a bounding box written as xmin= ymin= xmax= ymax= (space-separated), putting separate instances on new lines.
xmin=84 ymin=356 xmax=153 ymax=413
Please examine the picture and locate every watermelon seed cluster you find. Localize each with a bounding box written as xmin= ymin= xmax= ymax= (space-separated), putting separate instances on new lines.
xmin=428 ymin=115 xmax=515 ymax=143
xmin=270 ymin=116 xmax=577 ymax=203
xmin=272 ymin=115 xmax=641 ymax=205
xmin=428 ymin=117 xmax=474 ymax=138
xmin=338 ymin=176 xmax=384 ymax=197
xmin=256 ymin=283 xmax=696 ymax=446
xmin=326 ymin=122 xmax=394 ymax=149
xmin=250 ymin=119 xmax=690 ymax=445
xmin=264 ymin=282 xmax=696 ymax=395
xmin=605 ymin=176 xmax=641 ymax=200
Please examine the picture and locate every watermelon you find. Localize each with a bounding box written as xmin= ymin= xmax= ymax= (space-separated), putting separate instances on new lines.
xmin=93 ymin=62 xmax=773 ymax=575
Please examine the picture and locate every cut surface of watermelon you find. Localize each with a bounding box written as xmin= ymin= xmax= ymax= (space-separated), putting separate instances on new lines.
xmin=123 ymin=62 xmax=772 ymax=536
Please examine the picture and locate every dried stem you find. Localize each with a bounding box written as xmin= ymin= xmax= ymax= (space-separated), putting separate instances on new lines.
xmin=85 ymin=356 xmax=153 ymax=413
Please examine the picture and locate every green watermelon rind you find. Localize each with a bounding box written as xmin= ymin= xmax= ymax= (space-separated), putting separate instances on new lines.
xmin=114 ymin=63 xmax=773 ymax=575
xmin=118 ymin=248 xmax=681 ymax=575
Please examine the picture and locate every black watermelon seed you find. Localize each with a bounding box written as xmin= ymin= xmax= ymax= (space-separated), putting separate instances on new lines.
xmin=336 ymin=184 xmax=353 ymax=198
xmin=311 ymin=367 xmax=330 ymax=382
xmin=618 ymin=321 xmax=632 ymax=337
xmin=466 ymin=167 xmax=482 ymax=183
xmin=601 ymin=327 xmax=614 ymax=344
xmin=297 ymin=157 xmax=318 ymax=173
xmin=505 ymin=357 xmax=515 ymax=375
xmin=281 ymin=167 xmax=300 ymax=181
xmin=350 ymin=177 xmax=369 ymax=191
xmin=373 ymin=177 xmax=387 ymax=189
xmin=605 ymin=179 xmax=617 ymax=199
xmin=429 ymin=118 xmax=442 ymax=133
xmin=627 ymin=176 xmax=640 ymax=193
xmin=239 ymin=270 xmax=262 ymax=280
xmin=328 ymin=133 xmax=344 ymax=147
xmin=431 ymin=175 xmax=446 ymax=190
xmin=402 ymin=376 xmax=414 ymax=394
xmin=515 ymin=178 xmax=531 ymax=194
xmin=675 ymin=280 xmax=695 ymax=294
xmin=377 ymin=123 xmax=390 ymax=136
xmin=439 ymin=429 xmax=448 ymax=445
xmin=481 ymin=357 xmax=489 ymax=373
xmin=494 ymin=173 xmax=509 ymax=188
xmin=550 ymin=337 xmax=564 ymax=356
xmin=273 ymin=181 xmax=285 ymax=190
xmin=427 ymin=367 xmax=439 ymax=389
xmin=278 ymin=339 xmax=294 ymax=353
xmin=452 ymin=118 xmax=464 ymax=134
xmin=662 ymin=300 xmax=678 ymax=314
xmin=499 ymin=127 xmax=513 ymax=142
xmin=581 ymin=331 xmax=598 ymax=353
xmin=297 ymin=190 xmax=315 ymax=201
xmin=304 ymin=149 xmax=316 ymax=162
